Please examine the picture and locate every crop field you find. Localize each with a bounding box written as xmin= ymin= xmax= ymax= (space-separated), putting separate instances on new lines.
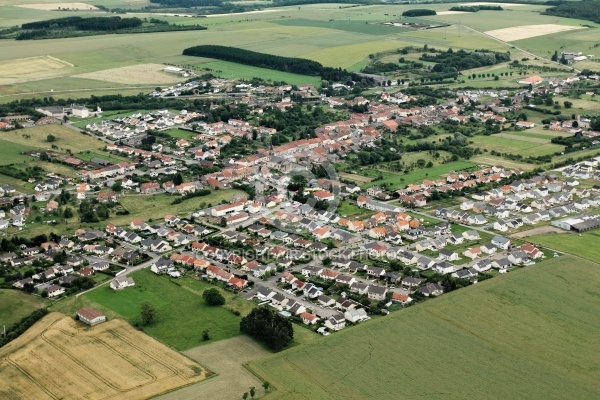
xmin=85 ymin=269 xmax=252 ymax=350
xmin=75 ymin=63 xmax=184 ymax=85
xmin=485 ymin=24 xmax=585 ymax=42
xmin=0 ymin=56 xmax=73 ymax=85
xmin=0 ymin=125 xmax=105 ymax=154
xmin=0 ymin=312 xmax=207 ymax=400
xmin=159 ymin=336 xmax=271 ymax=400
xmin=513 ymin=28 xmax=600 ymax=60
xmin=527 ymin=230 xmax=600 ymax=263
xmin=250 ymin=255 xmax=600 ymax=400
xmin=470 ymin=134 xmax=563 ymax=157
xmin=0 ymin=289 xmax=47 ymax=327
xmin=15 ymin=2 xmax=97 ymax=10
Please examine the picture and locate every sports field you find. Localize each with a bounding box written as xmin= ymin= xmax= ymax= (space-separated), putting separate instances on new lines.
xmin=85 ymin=269 xmax=253 ymax=350
xmin=250 ymin=255 xmax=600 ymax=399
xmin=0 ymin=312 xmax=207 ymax=400
xmin=0 ymin=289 xmax=47 ymax=327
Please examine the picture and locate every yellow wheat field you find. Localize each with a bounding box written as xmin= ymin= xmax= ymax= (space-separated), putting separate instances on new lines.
xmin=0 ymin=313 xmax=207 ymax=400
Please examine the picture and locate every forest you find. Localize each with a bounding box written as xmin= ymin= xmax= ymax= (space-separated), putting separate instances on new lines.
xmin=401 ymin=9 xmax=437 ymax=17
xmin=22 ymin=16 xmax=142 ymax=31
xmin=420 ymin=49 xmax=511 ymax=73
xmin=182 ymin=45 xmax=366 ymax=83
xmin=543 ymin=1 xmax=600 ymax=24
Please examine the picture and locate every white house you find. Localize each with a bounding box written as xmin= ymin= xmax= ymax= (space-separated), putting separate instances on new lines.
xmin=110 ymin=276 xmax=135 ymax=290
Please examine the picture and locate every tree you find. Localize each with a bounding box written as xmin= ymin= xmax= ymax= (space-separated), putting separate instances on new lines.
xmin=111 ymin=181 xmax=122 ymax=192
xmin=262 ymin=381 xmax=271 ymax=392
xmin=564 ymin=101 xmax=573 ymax=109
xmin=202 ymin=288 xmax=225 ymax=306
xmin=551 ymin=50 xmax=558 ymax=62
xmin=140 ymin=301 xmax=156 ymax=326
xmin=202 ymin=330 xmax=210 ymax=341
xmin=220 ymin=216 xmax=227 ymax=227
xmin=250 ymin=387 xmax=256 ymax=398
xmin=173 ymin=173 xmax=183 ymax=186
xmin=39 ymin=152 xmax=49 ymax=161
xmin=47 ymin=134 xmax=56 ymax=142
xmin=63 ymin=207 xmax=73 ymax=219
xmin=240 ymin=307 xmax=293 ymax=351
xmin=243 ymin=393 xmax=248 ymax=400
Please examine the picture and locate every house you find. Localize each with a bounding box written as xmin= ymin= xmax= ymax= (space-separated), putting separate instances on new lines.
xmin=491 ymin=235 xmax=512 ymax=250
xmin=367 ymin=285 xmax=388 ymax=301
xmin=416 ymin=282 xmax=444 ymax=297
xmin=151 ymin=258 xmax=174 ymax=274
xmin=401 ymin=277 xmax=423 ymax=288
xmin=300 ymin=312 xmax=319 ymax=325
xmin=452 ymin=268 xmax=478 ymax=280
xmin=391 ymin=292 xmax=413 ymax=305
xmin=77 ymin=308 xmax=106 ymax=326
xmin=110 ymin=276 xmax=135 ymax=290
xmin=46 ymin=285 xmax=65 ymax=298
xmin=520 ymin=243 xmax=544 ymax=259
xmin=324 ymin=313 xmax=346 ymax=331
xmin=344 ymin=308 xmax=369 ymax=323
xmin=438 ymin=249 xmax=459 ymax=262
xmin=508 ymin=250 xmax=530 ymax=265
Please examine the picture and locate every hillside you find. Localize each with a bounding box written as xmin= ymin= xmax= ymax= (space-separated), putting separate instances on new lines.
xmin=250 ymin=256 xmax=600 ymax=400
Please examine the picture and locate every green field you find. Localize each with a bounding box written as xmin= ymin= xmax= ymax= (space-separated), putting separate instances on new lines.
xmin=0 ymin=289 xmax=48 ymax=327
xmin=352 ymin=161 xmax=477 ymax=189
xmin=195 ymin=60 xmax=321 ymax=86
xmin=471 ymin=134 xmax=564 ymax=157
xmin=527 ymin=230 xmax=600 ymax=263
xmin=251 ymin=256 xmax=600 ymax=399
xmin=85 ymin=269 xmax=253 ymax=350
xmin=0 ymin=140 xmax=39 ymax=165
xmin=116 ymin=190 xmax=245 ymax=225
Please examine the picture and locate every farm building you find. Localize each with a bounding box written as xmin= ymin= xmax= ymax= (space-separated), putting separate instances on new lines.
xmin=551 ymin=215 xmax=600 ymax=232
xmin=77 ymin=308 xmax=106 ymax=326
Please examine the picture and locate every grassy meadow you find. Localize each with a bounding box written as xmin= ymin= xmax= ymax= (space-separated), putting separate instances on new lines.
xmin=85 ymin=269 xmax=253 ymax=350
xmin=527 ymin=231 xmax=600 ymax=263
xmin=0 ymin=289 xmax=48 ymax=327
xmin=251 ymin=255 xmax=600 ymax=400
xmin=0 ymin=124 xmax=106 ymax=153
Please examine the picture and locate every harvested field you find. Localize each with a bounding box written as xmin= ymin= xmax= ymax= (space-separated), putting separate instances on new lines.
xmin=158 ymin=336 xmax=270 ymax=400
xmin=485 ymin=24 xmax=585 ymax=41
xmin=0 ymin=56 xmax=73 ymax=85
xmin=511 ymin=226 xmax=564 ymax=238
xmin=16 ymin=3 xmax=97 ymax=10
xmin=338 ymin=172 xmax=372 ymax=184
xmin=75 ymin=64 xmax=184 ymax=85
xmin=0 ymin=313 xmax=207 ymax=400
xmin=437 ymin=11 xmax=469 ymax=15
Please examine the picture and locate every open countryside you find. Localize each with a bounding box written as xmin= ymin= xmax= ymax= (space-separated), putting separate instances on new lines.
xmin=250 ymin=257 xmax=600 ymax=399
xmin=0 ymin=0 xmax=600 ymax=399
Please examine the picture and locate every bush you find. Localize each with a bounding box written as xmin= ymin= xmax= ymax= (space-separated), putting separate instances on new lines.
xmin=203 ymin=288 xmax=225 ymax=306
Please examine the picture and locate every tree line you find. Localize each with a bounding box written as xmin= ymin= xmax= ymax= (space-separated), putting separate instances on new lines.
xmin=543 ymin=0 xmax=600 ymax=24
xmin=402 ymin=9 xmax=437 ymax=17
xmin=182 ymin=45 xmax=361 ymax=83
xmin=22 ymin=16 xmax=143 ymax=31
xmin=449 ymin=5 xmax=502 ymax=12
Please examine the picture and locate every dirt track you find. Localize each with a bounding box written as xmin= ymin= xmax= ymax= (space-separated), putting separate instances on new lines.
xmin=511 ymin=226 xmax=564 ymax=238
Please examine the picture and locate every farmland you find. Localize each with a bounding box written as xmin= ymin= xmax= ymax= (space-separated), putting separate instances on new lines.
xmin=527 ymin=231 xmax=600 ymax=263
xmin=250 ymin=255 xmax=600 ymax=399
xmin=0 ymin=124 xmax=106 ymax=154
xmin=85 ymin=269 xmax=253 ymax=350
xmin=0 ymin=1 xmax=591 ymax=100
xmin=0 ymin=141 xmax=39 ymax=165
xmin=0 ymin=289 xmax=47 ymax=327
xmin=0 ymin=312 xmax=207 ymax=400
